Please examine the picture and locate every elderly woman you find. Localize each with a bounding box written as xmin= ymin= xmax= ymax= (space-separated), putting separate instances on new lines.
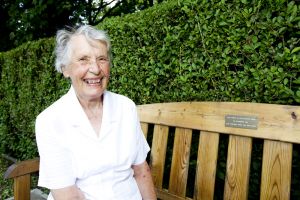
xmin=35 ymin=25 xmax=157 ymax=200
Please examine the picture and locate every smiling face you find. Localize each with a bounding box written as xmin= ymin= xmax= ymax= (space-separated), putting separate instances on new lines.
xmin=62 ymin=34 xmax=110 ymax=104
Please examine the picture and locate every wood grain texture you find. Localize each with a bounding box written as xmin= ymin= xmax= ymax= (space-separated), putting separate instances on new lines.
xmin=224 ymin=135 xmax=252 ymax=200
xmin=194 ymin=131 xmax=219 ymax=200
xmin=14 ymin=175 xmax=30 ymax=200
xmin=156 ymin=188 xmax=193 ymax=200
xmin=169 ymin=128 xmax=193 ymax=197
xmin=150 ymin=124 xmax=169 ymax=188
xmin=137 ymin=102 xmax=300 ymax=143
xmin=260 ymin=140 xmax=292 ymax=200
xmin=140 ymin=122 xmax=149 ymax=138
xmin=4 ymin=158 xmax=39 ymax=179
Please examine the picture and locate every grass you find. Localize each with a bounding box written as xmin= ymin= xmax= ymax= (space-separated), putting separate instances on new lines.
xmin=0 ymin=157 xmax=13 ymax=199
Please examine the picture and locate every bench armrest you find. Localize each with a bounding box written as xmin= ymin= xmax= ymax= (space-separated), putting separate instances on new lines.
xmin=4 ymin=158 xmax=40 ymax=200
xmin=4 ymin=158 xmax=39 ymax=179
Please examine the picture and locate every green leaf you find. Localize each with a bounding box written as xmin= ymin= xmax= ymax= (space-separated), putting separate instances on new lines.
xmin=291 ymin=47 xmax=300 ymax=54
xmin=241 ymin=0 xmax=248 ymax=4
xmin=219 ymin=21 xmax=228 ymax=26
xmin=252 ymin=36 xmax=258 ymax=43
xmin=293 ymin=78 xmax=300 ymax=84
xmin=284 ymin=47 xmax=291 ymax=54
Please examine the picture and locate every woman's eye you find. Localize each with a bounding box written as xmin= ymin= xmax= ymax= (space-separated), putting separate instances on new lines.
xmin=80 ymin=57 xmax=88 ymax=61
xmin=97 ymin=57 xmax=108 ymax=63
xmin=79 ymin=57 xmax=89 ymax=65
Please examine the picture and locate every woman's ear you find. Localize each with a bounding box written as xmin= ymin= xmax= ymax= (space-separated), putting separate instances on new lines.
xmin=61 ymin=65 xmax=70 ymax=78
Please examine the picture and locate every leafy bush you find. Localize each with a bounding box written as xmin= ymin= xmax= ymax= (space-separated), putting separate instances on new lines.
xmin=0 ymin=39 xmax=69 ymax=160
xmin=0 ymin=0 xmax=299 ymax=198
xmin=99 ymin=0 xmax=300 ymax=105
xmin=0 ymin=158 xmax=13 ymax=199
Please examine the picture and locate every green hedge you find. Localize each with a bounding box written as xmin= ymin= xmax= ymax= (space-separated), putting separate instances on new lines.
xmin=0 ymin=0 xmax=299 ymax=198
xmin=0 ymin=39 xmax=69 ymax=159
xmin=100 ymin=0 xmax=300 ymax=105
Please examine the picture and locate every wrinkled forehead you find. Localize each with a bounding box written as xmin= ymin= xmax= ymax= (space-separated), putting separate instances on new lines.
xmin=68 ymin=34 xmax=108 ymax=57
xmin=69 ymin=34 xmax=107 ymax=49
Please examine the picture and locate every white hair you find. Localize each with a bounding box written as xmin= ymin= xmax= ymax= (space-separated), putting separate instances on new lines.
xmin=54 ymin=25 xmax=112 ymax=73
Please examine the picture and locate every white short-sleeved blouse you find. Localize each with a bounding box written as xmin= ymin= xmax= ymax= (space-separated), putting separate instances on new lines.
xmin=35 ymin=87 xmax=150 ymax=200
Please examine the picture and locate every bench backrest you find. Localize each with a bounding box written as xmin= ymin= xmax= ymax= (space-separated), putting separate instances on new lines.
xmin=4 ymin=102 xmax=300 ymax=200
xmin=137 ymin=102 xmax=300 ymax=200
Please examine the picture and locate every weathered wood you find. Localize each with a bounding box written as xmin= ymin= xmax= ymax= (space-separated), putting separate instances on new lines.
xmin=260 ymin=140 xmax=292 ymax=200
xmin=4 ymin=158 xmax=39 ymax=179
xmin=224 ymin=135 xmax=252 ymax=200
xmin=137 ymin=102 xmax=300 ymax=144
xmin=156 ymin=188 xmax=193 ymax=200
xmin=4 ymin=158 xmax=39 ymax=200
xmin=150 ymin=124 xmax=169 ymax=188
xmin=140 ymin=122 xmax=149 ymax=138
xmin=168 ymin=128 xmax=192 ymax=197
xmin=13 ymin=175 xmax=31 ymax=200
xmin=194 ymin=131 xmax=219 ymax=200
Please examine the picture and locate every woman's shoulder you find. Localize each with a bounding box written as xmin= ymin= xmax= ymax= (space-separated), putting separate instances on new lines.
xmin=36 ymin=91 xmax=71 ymax=122
xmin=105 ymin=91 xmax=136 ymax=106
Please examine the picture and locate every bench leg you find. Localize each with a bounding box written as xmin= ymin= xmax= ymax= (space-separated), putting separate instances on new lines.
xmin=14 ymin=174 xmax=30 ymax=200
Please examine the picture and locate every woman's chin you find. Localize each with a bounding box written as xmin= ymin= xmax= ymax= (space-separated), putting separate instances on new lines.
xmin=87 ymin=90 xmax=104 ymax=100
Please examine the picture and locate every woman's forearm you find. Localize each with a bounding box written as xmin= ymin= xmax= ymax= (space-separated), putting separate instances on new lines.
xmin=132 ymin=161 xmax=157 ymax=200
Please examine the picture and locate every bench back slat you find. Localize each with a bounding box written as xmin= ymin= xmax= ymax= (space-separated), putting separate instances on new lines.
xmin=169 ymin=128 xmax=193 ymax=197
xmin=260 ymin=140 xmax=293 ymax=200
xmin=137 ymin=102 xmax=300 ymax=199
xmin=150 ymin=124 xmax=169 ymax=189
xmin=224 ymin=135 xmax=252 ymax=200
xmin=141 ymin=122 xmax=149 ymax=138
xmin=137 ymin=102 xmax=300 ymax=143
xmin=194 ymin=131 xmax=219 ymax=200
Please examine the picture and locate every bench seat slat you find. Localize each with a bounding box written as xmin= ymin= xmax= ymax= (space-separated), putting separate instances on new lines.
xmin=195 ymin=131 xmax=219 ymax=200
xmin=260 ymin=140 xmax=292 ymax=200
xmin=150 ymin=124 xmax=169 ymax=188
xmin=156 ymin=188 xmax=193 ymax=200
xmin=169 ymin=128 xmax=192 ymax=197
xmin=224 ymin=135 xmax=252 ymax=200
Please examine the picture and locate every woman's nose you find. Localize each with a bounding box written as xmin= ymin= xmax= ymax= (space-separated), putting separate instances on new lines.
xmin=88 ymin=60 xmax=101 ymax=75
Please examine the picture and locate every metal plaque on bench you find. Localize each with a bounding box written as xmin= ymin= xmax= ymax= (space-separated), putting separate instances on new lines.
xmin=225 ymin=115 xmax=258 ymax=130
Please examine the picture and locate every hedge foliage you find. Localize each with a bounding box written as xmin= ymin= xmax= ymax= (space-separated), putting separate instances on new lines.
xmin=0 ymin=39 xmax=70 ymax=160
xmin=100 ymin=0 xmax=300 ymax=105
xmin=0 ymin=0 xmax=299 ymax=198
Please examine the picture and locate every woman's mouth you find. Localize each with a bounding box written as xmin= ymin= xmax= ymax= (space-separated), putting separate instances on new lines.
xmin=84 ymin=78 xmax=102 ymax=85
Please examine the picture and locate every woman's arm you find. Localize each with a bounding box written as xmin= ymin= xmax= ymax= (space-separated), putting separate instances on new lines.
xmin=51 ymin=185 xmax=86 ymax=200
xmin=132 ymin=161 xmax=157 ymax=200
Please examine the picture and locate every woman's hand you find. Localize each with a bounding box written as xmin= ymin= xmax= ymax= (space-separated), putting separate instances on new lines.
xmin=51 ymin=185 xmax=86 ymax=200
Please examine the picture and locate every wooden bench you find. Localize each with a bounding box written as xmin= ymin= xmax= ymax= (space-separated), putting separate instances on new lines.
xmin=4 ymin=102 xmax=300 ymax=200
